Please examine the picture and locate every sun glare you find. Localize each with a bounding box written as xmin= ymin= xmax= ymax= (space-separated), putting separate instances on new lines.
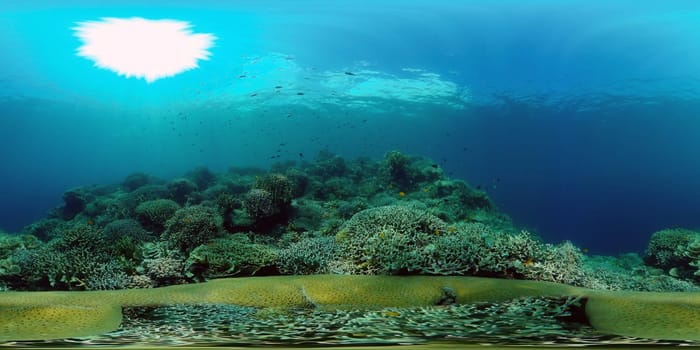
xmin=73 ymin=17 xmax=216 ymax=83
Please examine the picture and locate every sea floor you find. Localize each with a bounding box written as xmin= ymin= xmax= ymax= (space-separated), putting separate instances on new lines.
xmin=2 ymin=298 xmax=697 ymax=348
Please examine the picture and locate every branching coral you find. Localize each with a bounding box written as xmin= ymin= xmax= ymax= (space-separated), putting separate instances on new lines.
xmin=645 ymin=228 xmax=700 ymax=281
xmin=242 ymin=189 xmax=275 ymax=219
xmin=333 ymin=205 xmax=446 ymax=274
xmin=185 ymin=233 xmax=277 ymax=279
xmin=278 ymin=236 xmax=336 ymax=275
xmin=161 ymin=205 xmax=223 ymax=253
xmin=135 ymin=199 xmax=180 ymax=232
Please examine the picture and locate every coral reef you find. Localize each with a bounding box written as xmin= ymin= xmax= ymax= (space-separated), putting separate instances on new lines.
xmin=277 ymin=235 xmax=336 ymax=275
xmin=185 ymin=233 xmax=277 ymax=279
xmin=122 ymin=172 xmax=153 ymax=192
xmin=645 ymin=228 xmax=700 ymax=282
xmin=0 ymin=151 xmax=695 ymax=294
xmin=162 ymin=205 xmax=223 ymax=253
xmin=135 ymin=199 xmax=180 ymax=232
xmin=333 ymin=205 xmax=447 ymax=274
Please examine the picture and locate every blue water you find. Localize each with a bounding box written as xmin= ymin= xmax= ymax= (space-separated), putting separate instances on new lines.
xmin=2 ymin=0 xmax=700 ymax=254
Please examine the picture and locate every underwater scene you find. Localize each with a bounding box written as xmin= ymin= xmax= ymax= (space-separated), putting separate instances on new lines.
xmin=1 ymin=0 xmax=700 ymax=348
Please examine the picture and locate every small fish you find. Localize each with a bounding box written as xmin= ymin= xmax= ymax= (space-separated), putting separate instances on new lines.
xmin=298 ymin=152 xmax=304 ymax=157
xmin=398 ymin=191 xmax=406 ymax=197
xmin=431 ymin=164 xmax=438 ymax=168
xmin=274 ymin=86 xmax=283 ymax=89
xmin=296 ymin=92 xmax=305 ymax=96
xmin=344 ymin=72 xmax=355 ymax=76
xmin=239 ymin=75 xmax=247 ymax=78
xmin=250 ymin=93 xmax=257 ymax=97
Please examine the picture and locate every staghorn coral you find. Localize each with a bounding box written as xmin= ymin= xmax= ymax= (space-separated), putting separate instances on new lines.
xmin=14 ymin=226 xmax=124 ymax=291
xmin=127 ymin=274 xmax=154 ymax=289
xmin=83 ymin=260 xmax=130 ymax=290
xmin=277 ymin=235 xmax=336 ymax=275
xmin=422 ymin=223 xmax=542 ymax=277
xmin=185 ymin=233 xmax=278 ymax=279
xmin=517 ymin=241 xmax=586 ymax=285
xmin=334 ymin=205 xmax=447 ymax=274
xmin=139 ymin=241 xmax=186 ymax=286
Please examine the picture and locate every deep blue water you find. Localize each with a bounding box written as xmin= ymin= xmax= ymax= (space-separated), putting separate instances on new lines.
xmin=2 ymin=0 xmax=700 ymax=254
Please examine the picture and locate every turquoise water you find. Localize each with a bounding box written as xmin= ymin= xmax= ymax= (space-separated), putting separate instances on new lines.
xmin=3 ymin=1 xmax=700 ymax=253
xmin=3 ymin=1 xmax=700 ymax=254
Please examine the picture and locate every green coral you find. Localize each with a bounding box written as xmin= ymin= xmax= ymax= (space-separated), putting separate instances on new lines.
xmin=185 ymin=233 xmax=277 ymax=279
xmin=122 ymin=172 xmax=153 ymax=192
xmin=278 ymin=236 xmax=336 ymax=275
xmin=166 ymin=178 xmax=198 ymax=205
xmin=645 ymin=228 xmax=700 ymax=280
xmin=254 ymin=173 xmax=294 ymax=209
xmin=384 ymin=150 xmax=413 ymax=188
xmin=135 ymin=199 xmax=180 ymax=232
xmin=21 ymin=218 xmax=65 ymax=241
xmin=685 ymin=236 xmax=700 ymax=278
xmin=242 ymin=189 xmax=275 ymax=219
xmin=582 ymin=254 xmax=698 ymax=292
xmin=334 ymin=205 xmax=447 ymax=274
xmin=184 ymin=166 xmax=217 ymax=190
xmin=13 ymin=224 xmax=128 ymax=290
xmin=119 ymin=184 xmax=170 ymax=217
xmin=103 ymin=219 xmax=151 ymax=242
xmin=0 ymin=233 xmax=41 ymax=286
xmin=162 ymin=205 xmax=223 ymax=253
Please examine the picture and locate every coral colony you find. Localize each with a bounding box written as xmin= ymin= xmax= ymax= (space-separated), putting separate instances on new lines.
xmin=1 ymin=151 xmax=699 ymax=343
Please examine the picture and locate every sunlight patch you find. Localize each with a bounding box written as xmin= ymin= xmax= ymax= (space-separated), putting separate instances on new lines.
xmin=74 ymin=17 xmax=216 ymax=83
